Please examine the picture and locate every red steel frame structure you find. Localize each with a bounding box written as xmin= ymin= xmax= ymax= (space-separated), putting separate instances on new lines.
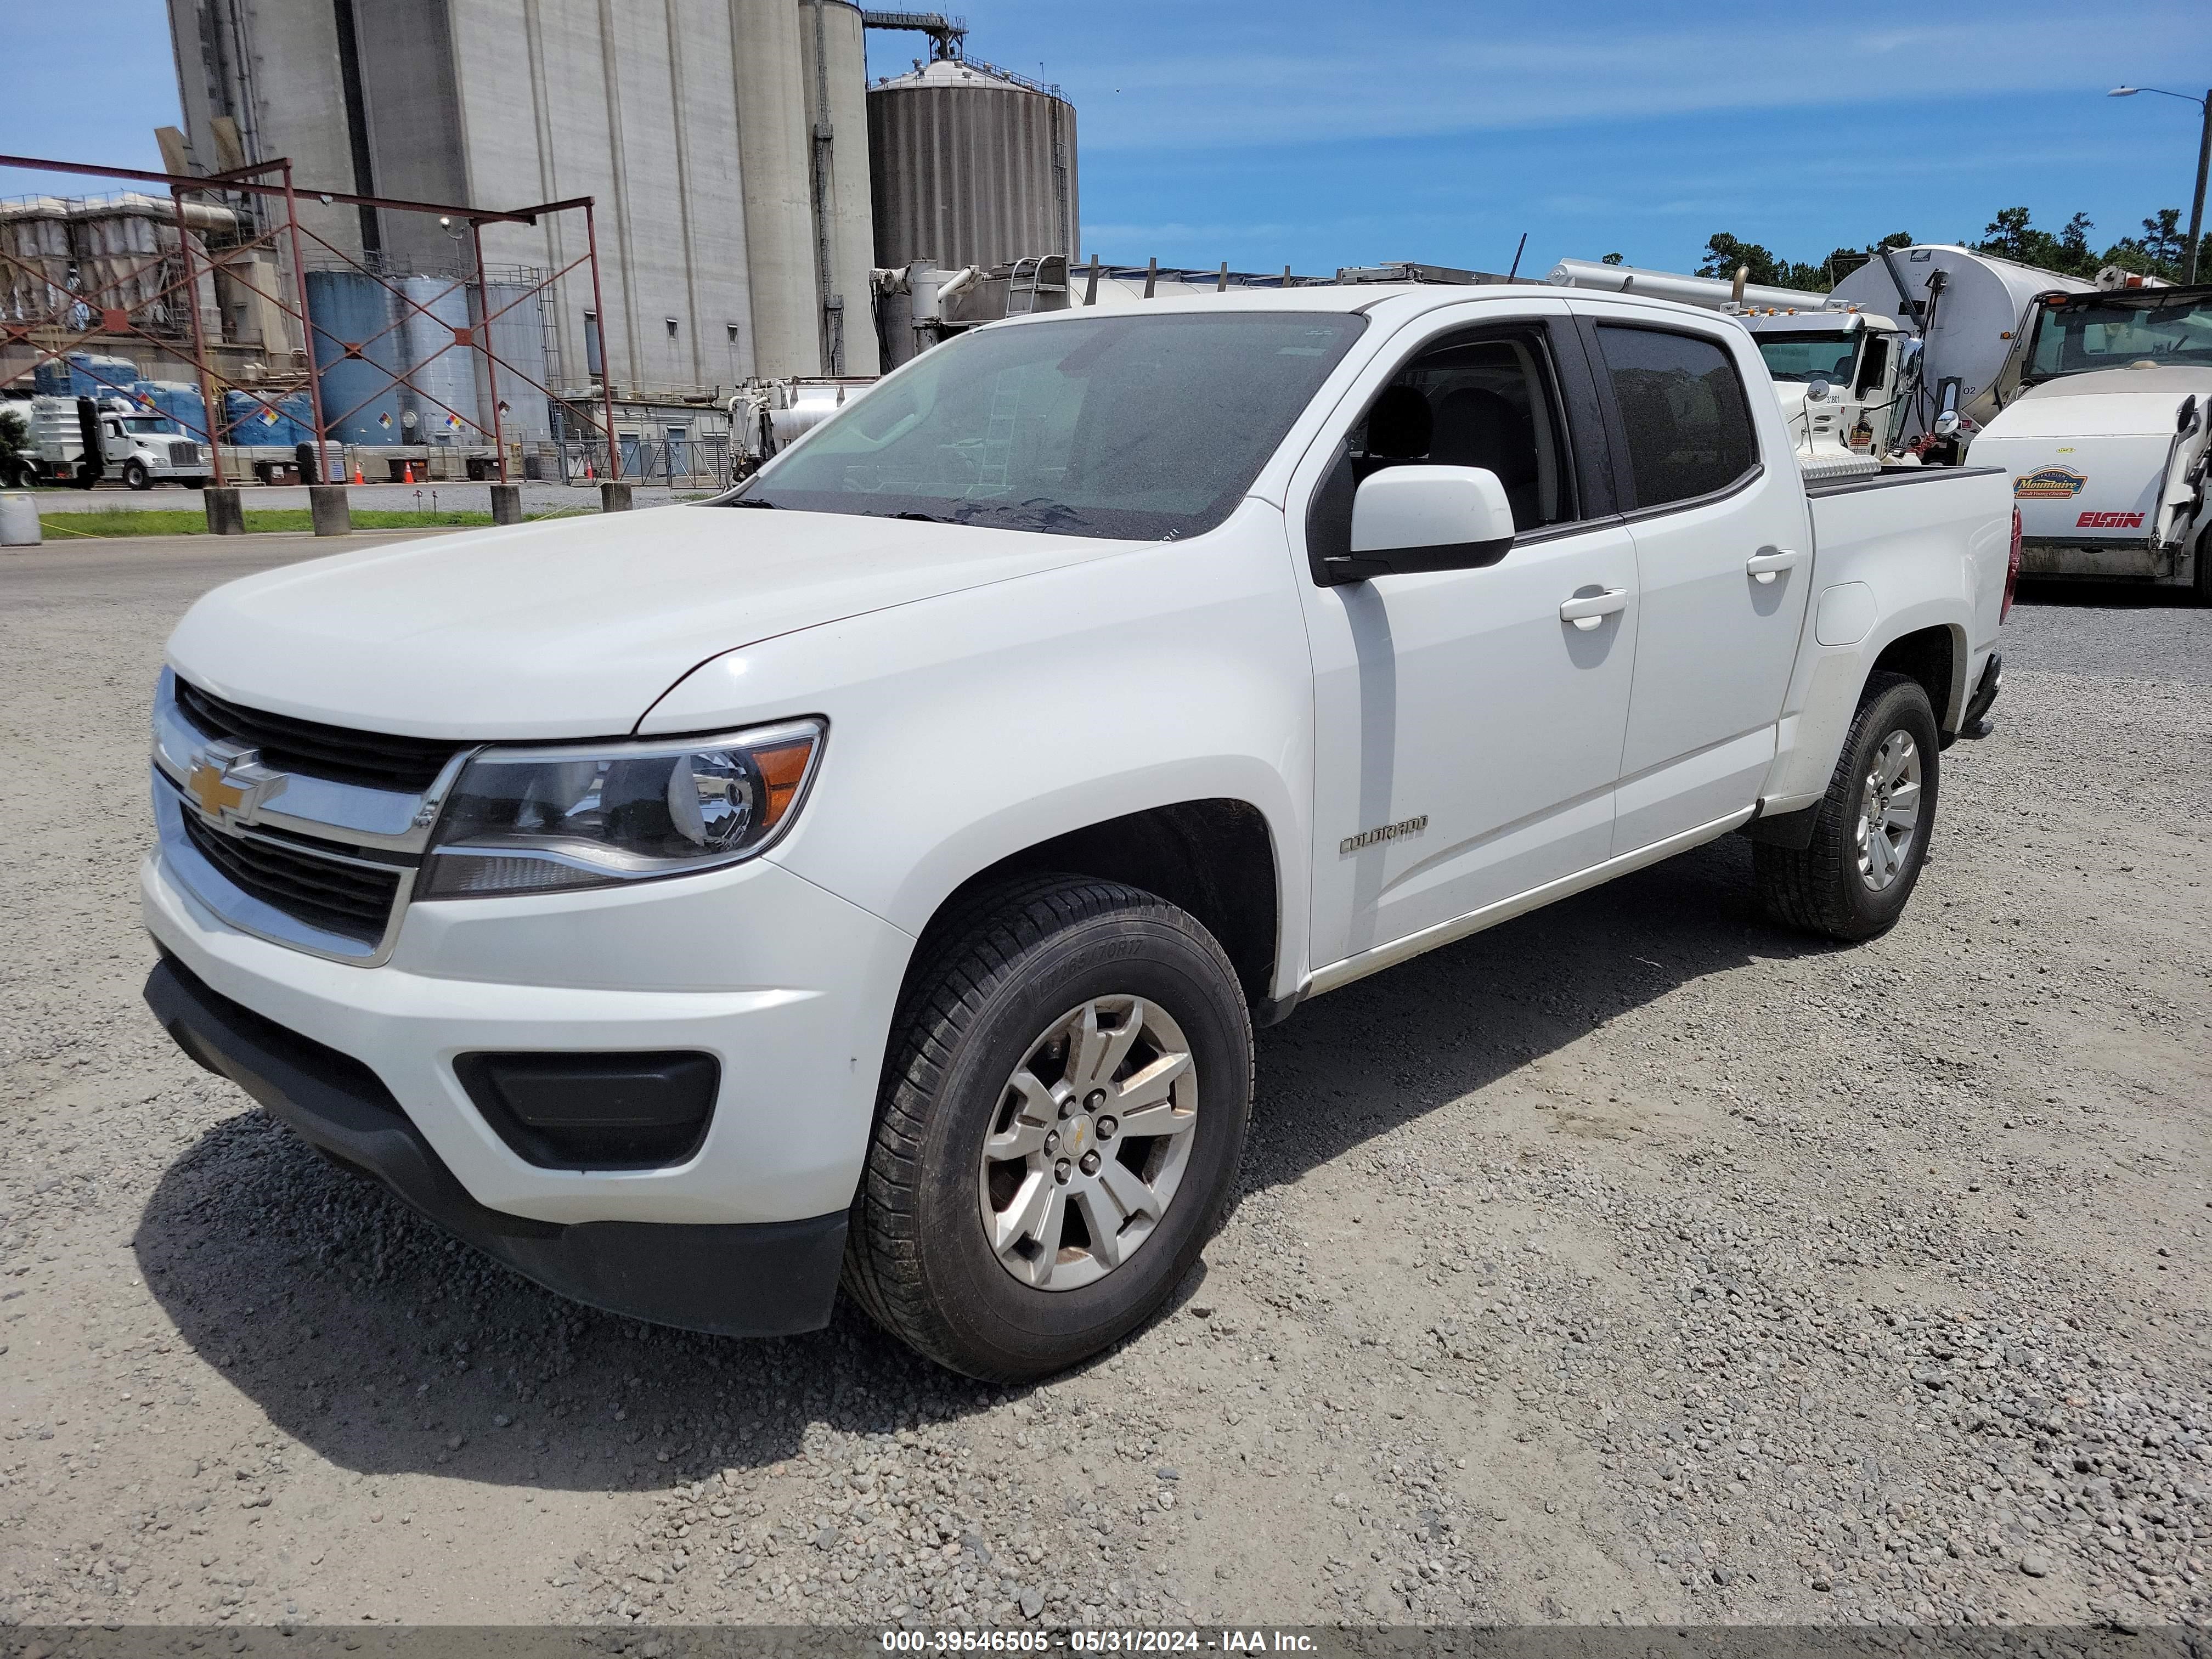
xmin=0 ymin=153 xmax=622 ymax=484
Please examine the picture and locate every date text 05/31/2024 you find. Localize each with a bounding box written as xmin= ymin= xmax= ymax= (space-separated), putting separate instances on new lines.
xmin=879 ymin=1633 xmax=1318 ymax=1653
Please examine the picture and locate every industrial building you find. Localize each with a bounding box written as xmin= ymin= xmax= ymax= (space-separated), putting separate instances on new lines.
xmin=158 ymin=0 xmax=1081 ymax=410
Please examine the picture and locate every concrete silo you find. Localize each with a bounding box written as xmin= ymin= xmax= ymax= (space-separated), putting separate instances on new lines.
xmin=798 ymin=0 xmax=881 ymax=375
xmin=867 ymin=57 xmax=1079 ymax=273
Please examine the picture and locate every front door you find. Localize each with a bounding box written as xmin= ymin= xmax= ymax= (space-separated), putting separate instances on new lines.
xmin=1295 ymin=307 xmax=1639 ymax=974
xmin=1574 ymin=314 xmax=1815 ymax=854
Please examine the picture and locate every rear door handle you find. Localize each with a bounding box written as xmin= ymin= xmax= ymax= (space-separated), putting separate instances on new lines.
xmin=1746 ymin=546 xmax=1803 ymax=584
xmin=1559 ymin=588 xmax=1628 ymax=630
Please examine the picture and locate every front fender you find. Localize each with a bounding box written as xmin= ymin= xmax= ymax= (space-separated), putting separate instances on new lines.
xmin=639 ymin=500 xmax=1317 ymax=1002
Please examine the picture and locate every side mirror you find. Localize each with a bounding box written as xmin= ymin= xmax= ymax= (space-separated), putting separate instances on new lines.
xmin=1932 ymin=411 xmax=1961 ymax=437
xmin=1328 ymin=465 xmax=1514 ymax=581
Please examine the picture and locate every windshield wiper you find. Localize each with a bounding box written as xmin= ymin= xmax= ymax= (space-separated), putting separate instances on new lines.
xmin=723 ymin=495 xmax=780 ymax=508
xmin=883 ymin=509 xmax=955 ymax=523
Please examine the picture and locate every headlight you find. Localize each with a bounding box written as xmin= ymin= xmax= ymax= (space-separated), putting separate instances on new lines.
xmin=417 ymin=718 xmax=823 ymax=900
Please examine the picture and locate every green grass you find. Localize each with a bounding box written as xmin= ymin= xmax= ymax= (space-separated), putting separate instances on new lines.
xmin=33 ymin=507 xmax=586 ymax=539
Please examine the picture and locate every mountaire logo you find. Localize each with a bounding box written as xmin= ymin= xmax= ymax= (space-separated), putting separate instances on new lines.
xmin=2013 ymin=466 xmax=2088 ymax=500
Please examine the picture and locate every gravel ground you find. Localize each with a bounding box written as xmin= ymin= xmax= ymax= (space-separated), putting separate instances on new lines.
xmin=1 ymin=543 xmax=2206 ymax=1630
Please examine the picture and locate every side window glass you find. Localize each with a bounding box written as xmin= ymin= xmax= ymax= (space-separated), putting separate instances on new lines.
xmin=1594 ymin=324 xmax=1757 ymax=509
xmin=1855 ymin=332 xmax=1891 ymax=397
xmin=1340 ymin=332 xmax=1578 ymax=531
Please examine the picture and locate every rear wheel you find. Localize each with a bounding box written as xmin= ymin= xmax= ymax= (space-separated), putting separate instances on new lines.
xmin=2193 ymin=525 xmax=2212 ymax=607
xmin=844 ymin=876 xmax=1252 ymax=1381
xmin=1755 ymin=672 xmax=1940 ymax=942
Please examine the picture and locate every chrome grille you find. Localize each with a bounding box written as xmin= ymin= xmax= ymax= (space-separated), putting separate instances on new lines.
xmin=176 ymin=678 xmax=461 ymax=794
xmin=177 ymin=809 xmax=407 ymax=947
xmin=167 ymin=441 xmax=199 ymax=466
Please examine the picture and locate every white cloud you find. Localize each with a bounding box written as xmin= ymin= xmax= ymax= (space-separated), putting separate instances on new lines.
xmin=1065 ymin=7 xmax=2205 ymax=150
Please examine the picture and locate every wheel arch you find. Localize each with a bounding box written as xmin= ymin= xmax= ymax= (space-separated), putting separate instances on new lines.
xmin=898 ymin=795 xmax=1289 ymax=1023
xmin=1867 ymin=619 xmax=1967 ymax=735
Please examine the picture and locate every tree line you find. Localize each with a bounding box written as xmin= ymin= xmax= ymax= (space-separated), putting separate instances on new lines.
xmin=1602 ymin=206 xmax=2209 ymax=292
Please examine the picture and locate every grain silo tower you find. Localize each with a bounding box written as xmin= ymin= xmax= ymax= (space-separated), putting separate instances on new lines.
xmin=867 ymin=55 xmax=1078 ymax=273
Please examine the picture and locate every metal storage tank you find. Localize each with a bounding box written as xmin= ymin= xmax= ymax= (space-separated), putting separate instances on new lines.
xmin=868 ymin=57 xmax=1079 ymax=274
xmin=474 ymin=280 xmax=554 ymax=443
xmin=1829 ymin=245 xmax=2096 ymax=431
xmin=798 ymin=0 xmax=880 ymax=375
xmin=396 ymin=275 xmax=482 ymax=444
xmin=306 ymin=270 xmax=403 ymax=445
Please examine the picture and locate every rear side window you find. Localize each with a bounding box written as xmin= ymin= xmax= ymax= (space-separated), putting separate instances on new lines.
xmin=1594 ymin=325 xmax=1757 ymax=509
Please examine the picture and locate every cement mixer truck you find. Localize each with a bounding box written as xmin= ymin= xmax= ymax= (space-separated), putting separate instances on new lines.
xmin=1831 ymin=251 xmax=2212 ymax=596
xmin=1827 ymin=246 xmax=2097 ymax=454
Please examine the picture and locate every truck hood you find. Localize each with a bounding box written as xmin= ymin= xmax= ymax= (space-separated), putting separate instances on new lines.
xmin=1984 ymin=366 xmax=2212 ymax=439
xmin=167 ymin=505 xmax=1141 ymax=739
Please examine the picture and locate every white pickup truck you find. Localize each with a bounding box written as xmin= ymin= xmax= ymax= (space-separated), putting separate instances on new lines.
xmin=141 ymin=284 xmax=2016 ymax=1380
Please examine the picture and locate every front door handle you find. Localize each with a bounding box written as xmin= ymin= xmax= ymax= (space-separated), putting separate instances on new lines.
xmin=1559 ymin=587 xmax=1628 ymax=631
xmin=1746 ymin=546 xmax=1803 ymax=584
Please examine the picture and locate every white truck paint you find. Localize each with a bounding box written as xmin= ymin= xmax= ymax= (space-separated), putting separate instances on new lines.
xmin=140 ymin=284 xmax=2015 ymax=1378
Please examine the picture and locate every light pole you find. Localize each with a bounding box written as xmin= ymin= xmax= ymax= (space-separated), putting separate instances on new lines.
xmin=2108 ymin=86 xmax=2212 ymax=285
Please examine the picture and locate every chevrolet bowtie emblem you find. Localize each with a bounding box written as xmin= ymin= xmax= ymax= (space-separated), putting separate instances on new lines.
xmin=184 ymin=743 xmax=282 ymax=827
xmin=187 ymin=758 xmax=249 ymax=819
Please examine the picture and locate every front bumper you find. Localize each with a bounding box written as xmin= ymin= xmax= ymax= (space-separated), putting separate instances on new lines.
xmin=2019 ymin=538 xmax=2179 ymax=582
xmin=142 ymin=837 xmax=916 ymax=1227
xmin=144 ymin=954 xmax=845 ymax=1336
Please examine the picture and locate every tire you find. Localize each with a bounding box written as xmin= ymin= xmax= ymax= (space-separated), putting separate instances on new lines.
xmin=2193 ymin=526 xmax=2212 ymax=608
xmin=123 ymin=459 xmax=151 ymax=490
xmin=181 ymin=477 xmax=207 ymax=492
xmin=1755 ymin=672 xmax=1940 ymax=943
xmin=844 ymin=875 xmax=1254 ymax=1381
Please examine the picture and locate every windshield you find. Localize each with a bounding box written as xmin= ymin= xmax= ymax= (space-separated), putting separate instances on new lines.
xmin=119 ymin=416 xmax=178 ymax=435
xmin=1754 ymin=332 xmax=1859 ymax=385
xmin=724 ymin=311 xmax=1368 ymax=539
xmin=2027 ymin=291 xmax=2212 ymax=382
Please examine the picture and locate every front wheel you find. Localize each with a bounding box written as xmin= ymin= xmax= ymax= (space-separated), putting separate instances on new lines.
xmin=844 ymin=876 xmax=1253 ymax=1381
xmin=1755 ymin=672 xmax=1940 ymax=942
xmin=123 ymin=459 xmax=151 ymax=490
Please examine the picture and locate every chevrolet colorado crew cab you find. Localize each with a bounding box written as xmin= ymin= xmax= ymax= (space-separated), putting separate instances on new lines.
xmin=142 ymin=284 xmax=2016 ymax=1380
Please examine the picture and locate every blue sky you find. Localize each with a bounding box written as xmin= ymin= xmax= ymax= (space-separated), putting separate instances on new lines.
xmin=7 ymin=0 xmax=2207 ymax=280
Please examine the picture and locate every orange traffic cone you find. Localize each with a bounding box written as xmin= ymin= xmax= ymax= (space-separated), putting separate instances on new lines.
xmin=402 ymin=462 xmax=415 ymax=484
xmin=353 ymin=464 xmax=364 ymax=485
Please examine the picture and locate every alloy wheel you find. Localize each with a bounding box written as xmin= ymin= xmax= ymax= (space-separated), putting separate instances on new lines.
xmin=977 ymin=996 xmax=1199 ymax=1291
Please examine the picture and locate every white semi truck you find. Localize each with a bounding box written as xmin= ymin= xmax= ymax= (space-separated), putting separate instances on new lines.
xmin=0 ymin=393 xmax=213 ymax=490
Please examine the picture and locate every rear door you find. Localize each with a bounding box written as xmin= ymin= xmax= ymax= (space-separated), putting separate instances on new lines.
xmin=1293 ymin=299 xmax=1640 ymax=972
xmin=1573 ymin=310 xmax=1815 ymax=854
